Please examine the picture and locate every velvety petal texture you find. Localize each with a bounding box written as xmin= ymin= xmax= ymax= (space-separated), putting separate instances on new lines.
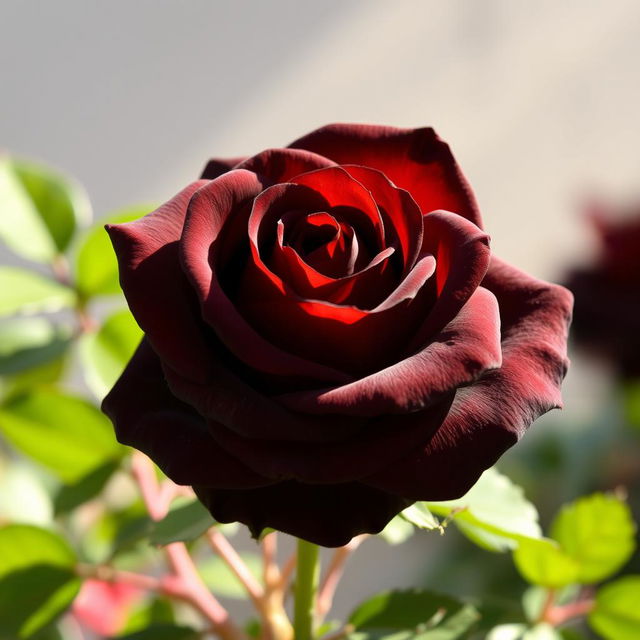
xmin=103 ymin=123 xmax=573 ymax=547
xmin=193 ymin=482 xmax=411 ymax=548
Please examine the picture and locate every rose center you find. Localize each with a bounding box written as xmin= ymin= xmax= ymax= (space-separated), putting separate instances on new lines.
xmin=279 ymin=210 xmax=364 ymax=279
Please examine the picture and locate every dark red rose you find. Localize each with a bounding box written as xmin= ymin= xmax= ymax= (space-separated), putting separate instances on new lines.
xmin=102 ymin=124 xmax=573 ymax=547
xmin=566 ymin=201 xmax=640 ymax=378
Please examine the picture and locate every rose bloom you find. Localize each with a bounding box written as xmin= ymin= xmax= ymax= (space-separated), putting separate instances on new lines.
xmin=566 ymin=201 xmax=640 ymax=379
xmin=103 ymin=124 xmax=573 ymax=547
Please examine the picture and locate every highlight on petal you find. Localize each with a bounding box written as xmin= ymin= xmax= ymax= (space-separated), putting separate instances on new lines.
xmin=105 ymin=180 xmax=212 ymax=382
xmin=341 ymin=164 xmax=424 ymax=273
xmin=235 ymin=252 xmax=434 ymax=374
xmin=236 ymin=148 xmax=335 ymax=183
xmin=406 ymin=210 xmax=491 ymax=349
xmin=245 ymin=180 xmax=397 ymax=309
xmin=278 ymin=286 xmax=502 ymax=416
xmin=289 ymin=123 xmax=482 ymax=226
xmin=364 ymin=257 xmax=573 ymax=500
xmin=193 ymin=481 xmax=411 ymax=548
xmin=291 ymin=166 xmax=386 ymax=249
xmin=102 ymin=340 xmax=271 ymax=489
xmin=180 ymin=172 xmax=353 ymax=385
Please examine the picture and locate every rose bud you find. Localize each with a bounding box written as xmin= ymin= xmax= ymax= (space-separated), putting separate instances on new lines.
xmin=566 ymin=200 xmax=640 ymax=378
xmin=102 ymin=124 xmax=573 ymax=547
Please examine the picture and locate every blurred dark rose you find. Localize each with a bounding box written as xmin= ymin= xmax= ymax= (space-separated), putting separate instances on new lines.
xmin=566 ymin=201 xmax=640 ymax=378
xmin=102 ymin=124 xmax=572 ymax=546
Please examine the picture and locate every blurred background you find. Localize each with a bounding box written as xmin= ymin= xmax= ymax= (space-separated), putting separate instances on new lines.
xmin=1 ymin=1 xmax=640 ymax=639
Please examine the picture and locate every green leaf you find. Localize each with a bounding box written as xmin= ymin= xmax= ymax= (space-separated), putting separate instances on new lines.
xmin=114 ymin=624 xmax=200 ymax=640
xmin=524 ymin=624 xmax=563 ymax=639
xmin=486 ymin=624 xmax=528 ymax=640
xmin=0 ymin=268 xmax=75 ymax=317
xmin=379 ymin=516 xmax=415 ymax=546
xmin=74 ymin=206 xmax=154 ymax=298
xmin=2 ymin=356 xmax=67 ymax=397
xmin=487 ymin=624 xmax=562 ymax=640
xmin=120 ymin=597 xmax=175 ymax=634
xmin=31 ymin=623 xmax=65 ymax=640
xmin=0 ymin=317 xmax=71 ymax=376
xmin=401 ymin=503 xmax=441 ymax=530
xmin=0 ymin=460 xmax=53 ymax=526
xmin=521 ymin=587 xmax=548 ymax=624
xmin=0 ymin=525 xmax=81 ymax=638
xmin=79 ymin=309 xmax=142 ymax=398
xmin=588 ymin=575 xmax=640 ymax=640
xmin=0 ymin=389 xmax=122 ymax=482
xmin=512 ymin=538 xmax=580 ymax=588
xmin=521 ymin=586 xmax=579 ymax=624
xmin=200 ymin=553 xmax=263 ymax=599
xmin=53 ymin=460 xmax=120 ymax=515
xmin=347 ymin=589 xmax=479 ymax=639
xmin=427 ymin=468 xmax=542 ymax=552
xmin=472 ymin=597 xmax=526 ymax=633
xmin=109 ymin=512 xmax=154 ymax=560
xmin=550 ymin=493 xmax=636 ymax=583
xmin=0 ymin=157 xmax=89 ymax=262
xmin=622 ymin=380 xmax=640 ymax=429
xmin=558 ymin=630 xmax=588 ymax=640
xmin=150 ymin=499 xmax=215 ymax=546
xmin=245 ymin=618 xmax=262 ymax=638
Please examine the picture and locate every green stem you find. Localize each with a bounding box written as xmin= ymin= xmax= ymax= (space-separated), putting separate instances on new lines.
xmin=293 ymin=538 xmax=320 ymax=640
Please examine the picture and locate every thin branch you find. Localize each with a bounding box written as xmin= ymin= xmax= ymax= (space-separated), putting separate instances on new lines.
xmin=545 ymin=599 xmax=595 ymax=626
xmin=76 ymin=563 xmax=163 ymax=593
xmin=537 ymin=589 xmax=556 ymax=625
xmin=278 ymin=552 xmax=297 ymax=597
xmin=262 ymin=531 xmax=281 ymax=591
xmin=206 ymin=528 xmax=265 ymax=607
xmin=317 ymin=535 xmax=367 ymax=619
xmin=130 ymin=452 xmax=246 ymax=640
xmin=131 ymin=451 xmax=167 ymax=520
xmin=165 ymin=542 xmax=243 ymax=636
xmin=259 ymin=532 xmax=294 ymax=640
xmin=51 ymin=254 xmax=72 ymax=287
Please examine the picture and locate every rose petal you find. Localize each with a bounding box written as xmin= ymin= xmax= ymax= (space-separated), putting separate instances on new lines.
xmin=342 ymin=164 xmax=423 ymax=273
xmin=291 ymin=166 xmax=386 ymax=248
xmin=193 ymin=481 xmax=410 ymax=547
xmin=404 ymin=210 xmax=491 ymax=348
xmin=204 ymin=392 xmax=454 ymax=484
xmin=236 ymin=148 xmax=335 ymax=182
xmin=162 ymin=357 xmax=366 ymax=444
xmin=281 ymin=212 xmax=350 ymax=279
xmin=238 ymin=247 xmax=434 ymax=374
xmin=105 ymin=180 xmax=212 ymax=382
xmin=201 ymin=157 xmax=248 ymax=179
xmin=102 ymin=340 xmax=271 ymax=489
xmin=239 ymin=206 xmax=489 ymax=375
xmin=271 ymin=240 xmax=395 ymax=308
xmin=289 ymin=123 xmax=482 ymax=226
xmin=180 ymin=171 xmax=352 ymax=385
xmin=277 ymin=286 xmax=501 ymax=416
xmin=363 ymin=257 xmax=573 ymax=499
